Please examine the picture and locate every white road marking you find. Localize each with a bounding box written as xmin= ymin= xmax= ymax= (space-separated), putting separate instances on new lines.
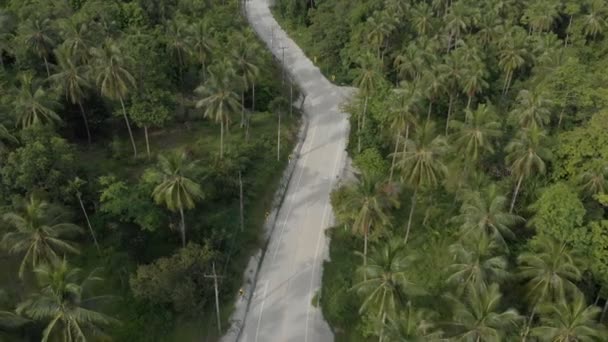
xmin=271 ymin=123 xmax=319 ymax=261
xmin=254 ymin=281 xmax=269 ymax=342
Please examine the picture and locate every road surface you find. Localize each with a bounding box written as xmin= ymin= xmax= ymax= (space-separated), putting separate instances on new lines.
xmin=239 ymin=0 xmax=352 ymax=341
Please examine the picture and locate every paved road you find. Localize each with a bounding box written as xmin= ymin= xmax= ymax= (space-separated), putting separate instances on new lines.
xmin=239 ymin=1 xmax=351 ymax=341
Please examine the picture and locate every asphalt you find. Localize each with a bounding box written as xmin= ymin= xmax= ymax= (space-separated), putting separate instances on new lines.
xmin=237 ymin=0 xmax=352 ymax=341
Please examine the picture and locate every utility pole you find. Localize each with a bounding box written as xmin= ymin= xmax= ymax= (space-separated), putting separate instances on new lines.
xmin=278 ymin=45 xmax=287 ymax=86
xmin=205 ymin=262 xmax=223 ymax=335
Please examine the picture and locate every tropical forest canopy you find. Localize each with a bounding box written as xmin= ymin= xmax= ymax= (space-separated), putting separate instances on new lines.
xmin=275 ymin=0 xmax=608 ymax=340
xmin=0 ymin=0 xmax=299 ymax=340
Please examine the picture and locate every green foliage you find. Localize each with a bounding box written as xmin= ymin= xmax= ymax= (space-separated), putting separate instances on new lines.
xmin=353 ymin=148 xmax=387 ymax=179
xmin=129 ymin=243 xmax=215 ymax=314
xmin=128 ymin=89 xmax=174 ymax=129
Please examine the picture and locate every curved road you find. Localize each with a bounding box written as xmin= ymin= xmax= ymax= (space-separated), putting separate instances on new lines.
xmin=238 ymin=0 xmax=352 ymax=341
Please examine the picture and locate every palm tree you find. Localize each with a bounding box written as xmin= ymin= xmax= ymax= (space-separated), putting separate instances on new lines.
xmin=231 ymin=31 xmax=260 ymax=128
xmin=578 ymin=162 xmax=608 ymax=197
xmin=66 ymin=177 xmax=99 ymax=253
xmin=0 ymin=123 xmax=18 ymax=153
xmin=420 ymin=68 xmax=445 ymax=122
xmin=1 ymin=195 xmax=82 ymax=278
xmin=395 ymin=122 xmax=447 ymax=243
xmin=582 ymin=0 xmax=608 ymax=39
xmin=16 ymin=259 xmax=118 ymax=341
xmin=189 ymin=19 xmax=215 ymax=80
xmin=447 ymin=283 xmax=522 ymax=341
xmin=344 ymin=174 xmax=398 ymax=267
xmin=195 ymin=61 xmax=240 ymax=159
xmin=165 ymin=18 xmax=190 ymax=89
xmin=366 ymin=13 xmax=395 ymax=61
xmin=394 ymin=43 xmax=425 ymax=82
xmin=450 ymin=104 xmax=502 ymax=173
xmin=13 ymin=73 xmax=61 ymax=129
xmin=522 ymin=1 xmax=560 ymax=34
xmin=353 ymin=52 xmax=382 ymax=152
xmin=505 ymin=126 xmax=551 ymax=213
xmin=447 ymin=233 xmax=509 ymax=290
xmin=49 ymin=47 xmax=92 ymax=144
xmin=19 ymin=18 xmax=56 ymax=76
xmin=91 ymin=40 xmax=138 ymax=158
xmin=383 ymin=302 xmax=443 ymax=341
xmin=387 ymin=83 xmax=419 ymax=182
xmin=0 ymin=31 xmax=13 ymax=70
xmin=411 ymin=2 xmax=435 ymax=36
xmin=460 ymin=61 xmax=488 ymax=109
xmin=353 ymin=238 xmax=421 ymax=339
xmin=454 ymin=184 xmax=523 ymax=248
xmin=498 ymin=27 xmax=527 ymax=95
xmin=57 ymin=18 xmax=92 ymax=64
xmin=509 ymin=89 xmax=553 ymax=129
xmin=151 ymin=152 xmax=204 ymax=247
xmin=532 ymin=290 xmax=607 ymax=341
xmin=437 ymin=55 xmax=462 ymax=135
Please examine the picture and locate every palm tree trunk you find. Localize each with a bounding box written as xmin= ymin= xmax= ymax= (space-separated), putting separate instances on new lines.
xmin=239 ymin=171 xmax=244 ymax=232
xmin=241 ymin=90 xmax=245 ymax=128
xmin=466 ymin=94 xmax=472 ymax=109
xmin=445 ymin=94 xmax=454 ymax=135
xmin=179 ymin=207 xmax=186 ymax=248
xmin=503 ymin=70 xmax=513 ymax=95
xmin=564 ymin=16 xmax=573 ymax=47
xmin=120 ymin=97 xmax=138 ymax=159
xmin=43 ymin=56 xmax=50 ymax=77
xmin=557 ymin=107 xmax=565 ymax=128
xmin=510 ymin=176 xmax=523 ymax=213
xmin=405 ymin=188 xmax=417 ymax=244
xmin=77 ymin=101 xmax=92 ymax=145
xmin=601 ymin=298 xmax=608 ymax=322
xmin=379 ymin=312 xmax=387 ymax=342
xmin=362 ymin=96 xmax=369 ymax=129
xmin=363 ymin=225 xmax=369 ymax=280
xmin=357 ymin=110 xmax=362 ymax=153
xmin=389 ymin=133 xmax=400 ymax=183
xmin=427 ymin=101 xmax=433 ymax=122
xmin=252 ymin=82 xmax=256 ymax=112
xmin=78 ymin=194 xmax=100 ymax=254
xmin=277 ymin=111 xmax=281 ymax=161
xmin=220 ymin=119 xmax=224 ymax=159
xmin=144 ymin=125 xmax=151 ymax=159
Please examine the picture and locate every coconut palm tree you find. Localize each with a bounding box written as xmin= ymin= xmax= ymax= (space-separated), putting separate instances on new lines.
xmin=189 ymin=19 xmax=215 ymax=80
xmin=505 ymin=126 xmax=551 ymax=213
xmin=353 ymin=238 xmax=422 ymax=339
xmin=91 ymin=40 xmax=138 ymax=158
xmin=582 ymin=0 xmax=608 ymax=39
xmin=578 ymin=162 xmax=608 ymax=197
xmin=509 ymin=89 xmax=553 ymax=129
xmin=410 ymin=2 xmax=435 ymax=36
xmin=18 ymin=18 xmax=56 ymax=76
xmin=16 ymin=259 xmax=118 ymax=342
xmin=437 ymin=54 xmax=462 ymax=135
xmin=66 ymin=177 xmax=99 ymax=253
xmin=460 ymin=61 xmax=488 ymax=109
xmin=447 ymin=233 xmax=509 ymax=290
xmin=13 ymin=73 xmax=61 ymax=129
xmin=447 ymin=283 xmax=522 ymax=341
xmin=420 ymin=68 xmax=445 ymax=122
xmin=531 ymin=290 xmax=607 ymax=341
xmin=57 ymin=18 xmax=93 ymax=64
xmin=454 ymin=184 xmax=523 ymax=248
xmin=498 ymin=27 xmax=527 ymax=95
xmin=49 ymin=47 xmax=92 ymax=144
xmin=383 ymin=302 xmax=443 ymax=341
xmin=165 ymin=18 xmax=190 ymax=89
xmin=345 ymin=174 xmax=398 ymax=267
xmin=195 ymin=60 xmax=240 ymax=159
xmin=387 ymin=83 xmax=419 ymax=182
xmin=353 ymin=52 xmax=383 ymax=152
xmin=151 ymin=151 xmax=204 ymax=247
xmin=395 ymin=121 xmax=448 ymax=243
xmin=0 ymin=123 xmax=18 ymax=153
xmin=231 ymin=31 xmax=260 ymax=128
xmin=0 ymin=31 xmax=13 ymax=70
xmin=1 ymin=195 xmax=82 ymax=278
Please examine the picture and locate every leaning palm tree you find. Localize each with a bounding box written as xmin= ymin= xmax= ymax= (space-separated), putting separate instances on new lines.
xmin=1 ymin=195 xmax=82 ymax=278
xmin=19 ymin=18 xmax=56 ymax=76
xmin=344 ymin=173 xmax=398 ymax=266
xmin=16 ymin=259 xmax=118 ymax=342
xmin=49 ymin=47 xmax=92 ymax=144
xmin=353 ymin=238 xmax=422 ymax=339
xmin=447 ymin=283 xmax=523 ymax=341
xmin=195 ymin=61 xmax=240 ymax=159
xmin=531 ymin=290 xmax=607 ymax=341
xmin=395 ymin=121 xmax=448 ymax=243
xmin=447 ymin=233 xmax=510 ymax=291
xmin=151 ymin=152 xmax=204 ymax=247
xmin=383 ymin=302 xmax=443 ymax=341
xmin=91 ymin=40 xmax=138 ymax=158
xmin=13 ymin=73 xmax=61 ymax=129
xmin=505 ymin=126 xmax=551 ymax=213
xmin=454 ymin=184 xmax=523 ymax=248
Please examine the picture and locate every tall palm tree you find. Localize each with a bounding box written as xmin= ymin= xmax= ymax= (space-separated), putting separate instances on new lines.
xmin=395 ymin=122 xmax=447 ymax=243
xmin=420 ymin=68 xmax=445 ymax=122
xmin=19 ymin=18 xmax=56 ymax=76
xmin=16 ymin=259 xmax=118 ymax=342
xmin=447 ymin=233 xmax=509 ymax=290
xmin=509 ymin=89 xmax=553 ymax=129
xmin=353 ymin=238 xmax=421 ymax=339
xmin=394 ymin=44 xmax=425 ymax=82
xmin=13 ymin=73 xmax=61 ymax=129
xmin=387 ymin=83 xmax=419 ymax=182
xmin=437 ymin=55 xmax=462 ymax=135
xmin=578 ymin=162 xmax=608 ymax=197
xmin=344 ymin=174 xmax=398 ymax=266
xmin=505 ymin=126 xmax=551 ymax=213
xmin=195 ymin=61 xmax=240 ymax=159
xmin=57 ymin=18 xmax=92 ymax=64
xmin=450 ymin=104 xmax=502 ymax=173
xmin=49 ymin=47 xmax=92 ymax=144
xmin=411 ymin=2 xmax=435 ymax=36
xmin=91 ymin=40 xmax=138 ymax=158
xmin=353 ymin=52 xmax=383 ymax=152
xmin=532 ymin=290 xmax=607 ymax=341
xmin=165 ymin=18 xmax=190 ymax=89
xmin=582 ymin=0 xmax=608 ymax=39
xmin=454 ymin=184 xmax=523 ymax=248
xmin=460 ymin=60 xmax=488 ymax=109
xmin=231 ymin=31 xmax=260 ymax=128
xmin=498 ymin=27 xmax=527 ymax=95
xmin=447 ymin=283 xmax=522 ymax=341
xmin=189 ymin=19 xmax=215 ymax=80
xmin=522 ymin=1 xmax=560 ymax=34
xmin=383 ymin=302 xmax=443 ymax=341
xmin=151 ymin=152 xmax=204 ymax=247
xmin=1 ymin=195 xmax=82 ymax=278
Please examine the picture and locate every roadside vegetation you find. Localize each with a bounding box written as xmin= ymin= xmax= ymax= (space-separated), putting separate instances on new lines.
xmin=276 ymin=0 xmax=608 ymax=340
xmin=0 ymin=0 xmax=300 ymax=340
